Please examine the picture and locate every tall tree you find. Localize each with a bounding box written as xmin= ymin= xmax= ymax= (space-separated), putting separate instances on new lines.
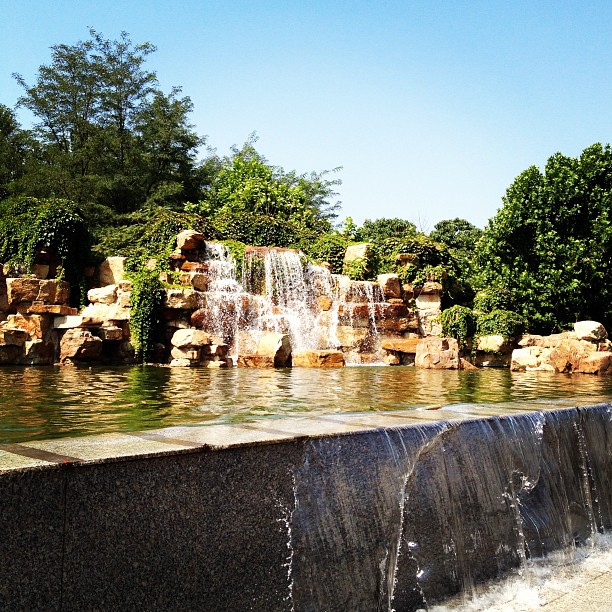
xmin=13 ymin=30 xmax=204 ymax=218
xmin=476 ymin=143 xmax=612 ymax=333
xmin=0 ymin=105 xmax=36 ymax=199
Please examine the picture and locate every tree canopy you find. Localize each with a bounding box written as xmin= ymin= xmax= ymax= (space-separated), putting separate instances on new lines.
xmin=476 ymin=143 xmax=612 ymax=333
xmin=11 ymin=29 xmax=204 ymax=222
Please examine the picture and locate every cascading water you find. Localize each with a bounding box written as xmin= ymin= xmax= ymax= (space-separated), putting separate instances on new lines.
xmin=197 ymin=242 xmax=389 ymax=362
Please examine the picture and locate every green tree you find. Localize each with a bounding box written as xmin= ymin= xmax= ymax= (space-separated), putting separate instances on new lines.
xmin=13 ymin=30 xmax=205 ymax=220
xmin=429 ymin=218 xmax=482 ymax=258
xmin=356 ymin=217 xmax=417 ymax=243
xmin=188 ymin=140 xmax=341 ymax=247
xmin=476 ymin=143 xmax=612 ymax=333
xmin=0 ymin=105 xmax=36 ymax=199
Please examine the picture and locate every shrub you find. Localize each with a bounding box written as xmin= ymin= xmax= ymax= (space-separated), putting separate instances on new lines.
xmin=440 ymin=305 xmax=476 ymax=350
xmin=476 ymin=309 xmax=526 ymax=339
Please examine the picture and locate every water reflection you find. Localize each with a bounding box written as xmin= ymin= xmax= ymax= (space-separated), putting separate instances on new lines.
xmin=1 ymin=365 xmax=612 ymax=444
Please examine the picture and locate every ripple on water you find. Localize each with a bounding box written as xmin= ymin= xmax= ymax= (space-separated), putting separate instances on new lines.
xmin=1 ymin=365 xmax=612 ymax=443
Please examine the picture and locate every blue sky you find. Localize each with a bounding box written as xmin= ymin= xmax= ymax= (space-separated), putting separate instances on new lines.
xmin=2 ymin=1 xmax=611 ymax=230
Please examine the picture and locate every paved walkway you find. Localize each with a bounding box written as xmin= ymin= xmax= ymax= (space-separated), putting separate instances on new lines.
xmin=541 ymin=569 xmax=612 ymax=611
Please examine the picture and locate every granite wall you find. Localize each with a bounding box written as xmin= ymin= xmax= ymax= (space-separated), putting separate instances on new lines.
xmin=0 ymin=403 xmax=610 ymax=611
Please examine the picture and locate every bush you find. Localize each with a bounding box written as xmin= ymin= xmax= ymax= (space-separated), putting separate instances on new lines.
xmin=0 ymin=196 xmax=91 ymax=305
xmin=304 ymin=232 xmax=349 ymax=274
xmin=440 ymin=305 xmax=476 ymax=350
xmin=476 ymin=309 xmax=526 ymax=339
xmin=128 ymin=267 xmax=164 ymax=362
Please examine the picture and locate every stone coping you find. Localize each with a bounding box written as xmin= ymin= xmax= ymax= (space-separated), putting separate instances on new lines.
xmin=1 ymin=398 xmax=608 ymax=475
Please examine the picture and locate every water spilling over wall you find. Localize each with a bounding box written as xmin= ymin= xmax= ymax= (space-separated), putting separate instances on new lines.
xmin=2 ymin=402 xmax=609 ymax=610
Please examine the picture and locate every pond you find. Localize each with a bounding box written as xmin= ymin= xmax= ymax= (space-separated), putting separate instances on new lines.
xmin=2 ymin=365 xmax=612 ymax=444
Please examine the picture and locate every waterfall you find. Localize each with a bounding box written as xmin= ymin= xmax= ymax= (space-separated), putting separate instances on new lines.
xmin=195 ymin=243 xmax=388 ymax=363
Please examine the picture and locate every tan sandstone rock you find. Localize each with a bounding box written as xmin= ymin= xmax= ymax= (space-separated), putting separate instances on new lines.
xmin=255 ymin=331 xmax=292 ymax=367
xmin=574 ymin=321 xmax=608 ymax=341
xmin=377 ymin=274 xmax=401 ymax=299
xmin=171 ymin=328 xmax=213 ymax=348
xmin=87 ymin=285 xmax=117 ymax=305
xmin=415 ymin=337 xmax=460 ymax=370
xmin=292 ymin=349 xmax=345 ymax=368
xmin=99 ymin=257 xmax=127 ymax=286
xmin=59 ymin=328 xmax=103 ymax=363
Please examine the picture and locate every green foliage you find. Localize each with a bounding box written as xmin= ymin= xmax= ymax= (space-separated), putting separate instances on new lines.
xmin=356 ymin=217 xmax=416 ymax=242
xmin=221 ymin=239 xmax=247 ymax=278
xmin=429 ymin=218 xmax=483 ymax=257
xmin=440 ymin=305 xmax=476 ymax=350
xmin=97 ymin=207 xmax=212 ymax=262
xmin=187 ymin=140 xmax=340 ymax=248
xmin=473 ymin=288 xmax=516 ymax=313
xmin=0 ymin=197 xmax=91 ymax=305
xmin=304 ymin=232 xmax=350 ymax=274
xmin=476 ymin=309 xmax=526 ymax=339
xmin=476 ymin=143 xmax=612 ymax=334
xmin=342 ymin=256 xmax=370 ymax=281
xmin=128 ymin=267 xmax=164 ymax=362
xmin=12 ymin=29 xmax=206 ymax=220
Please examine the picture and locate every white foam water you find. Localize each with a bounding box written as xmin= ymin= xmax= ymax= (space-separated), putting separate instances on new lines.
xmin=428 ymin=532 xmax=612 ymax=611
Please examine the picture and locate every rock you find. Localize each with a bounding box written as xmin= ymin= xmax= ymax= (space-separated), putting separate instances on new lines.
xmin=2 ymin=314 xmax=50 ymax=340
xmin=26 ymin=304 xmax=78 ymax=315
xmin=420 ymin=281 xmax=443 ymax=294
xmin=59 ymin=328 xmax=103 ymax=363
xmin=237 ymin=354 xmax=275 ymax=368
xmin=0 ymin=329 xmax=28 ymax=346
xmin=518 ymin=333 xmax=574 ymax=348
xmin=510 ymin=346 xmax=553 ymax=371
xmin=574 ymin=321 xmax=608 ymax=341
xmin=343 ymin=244 xmax=374 ymax=276
xmin=547 ymin=338 xmax=596 ymax=373
xmin=417 ymin=310 xmax=443 ymax=337
xmin=460 ymin=358 xmax=479 ymax=370
xmin=377 ymin=274 xmax=401 ymax=299
xmin=31 ymin=264 xmax=49 ymax=279
xmin=201 ymin=344 xmax=229 ymax=358
xmin=88 ymin=285 xmax=117 ymax=305
xmin=384 ymin=353 xmax=401 ymax=365
xmin=80 ymin=303 xmax=130 ymax=324
xmin=576 ymin=352 xmax=612 ymax=374
xmin=292 ymin=349 xmax=345 ymax=368
xmin=317 ymin=296 xmax=333 ymax=311
xmin=20 ymin=339 xmax=55 ymax=365
xmin=335 ymin=326 xmax=369 ymax=349
xmin=415 ymin=292 xmax=441 ymax=310
xmin=415 ymin=337 xmax=460 ymax=370
xmin=164 ymin=288 xmax=202 ymax=310
xmin=116 ymin=287 xmax=131 ymax=308
xmin=203 ymin=358 xmax=232 ymax=368
xmin=381 ymin=337 xmax=420 ymax=354
xmin=98 ymin=326 xmax=124 ymax=341
xmin=171 ymin=328 xmax=212 ymax=348
xmin=171 ymin=346 xmax=200 ymax=360
xmin=99 ymin=257 xmax=127 ymax=286
xmin=6 ymin=278 xmax=70 ymax=306
xmin=176 ymin=230 xmax=205 ymax=251
xmin=476 ymin=335 xmax=512 ymax=353
xmin=169 ymin=358 xmax=197 ymax=367
xmin=255 ymin=332 xmax=292 ymax=367
xmin=0 ymin=344 xmax=21 ymax=364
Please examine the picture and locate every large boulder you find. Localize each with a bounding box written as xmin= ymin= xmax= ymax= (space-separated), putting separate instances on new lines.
xmin=99 ymin=257 xmax=127 ymax=286
xmin=237 ymin=355 xmax=275 ymax=368
xmin=59 ymin=328 xmax=103 ymax=363
xmin=176 ymin=230 xmax=205 ymax=251
xmin=80 ymin=302 xmax=130 ymax=324
xmin=415 ymin=337 xmax=460 ymax=370
xmin=574 ymin=321 xmax=608 ymax=341
xmin=164 ymin=288 xmax=202 ymax=310
xmin=171 ymin=328 xmax=212 ymax=348
xmin=87 ymin=285 xmax=117 ymax=305
xmin=377 ymin=274 xmax=401 ymax=299
xmin=6 ymin=278 xmax=69 ymax=307
xmin=292 ymin=349 xmax=345 ymax=368
xmin=255 ymin=332 xmax=292 ymax=367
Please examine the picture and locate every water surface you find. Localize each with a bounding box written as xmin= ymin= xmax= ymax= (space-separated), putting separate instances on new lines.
xmin=2 ymin=365 xmax=612 ymax=444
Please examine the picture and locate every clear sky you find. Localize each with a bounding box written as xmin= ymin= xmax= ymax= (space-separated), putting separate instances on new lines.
xmin=2 ymin=1 xmax=611 ymax=230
